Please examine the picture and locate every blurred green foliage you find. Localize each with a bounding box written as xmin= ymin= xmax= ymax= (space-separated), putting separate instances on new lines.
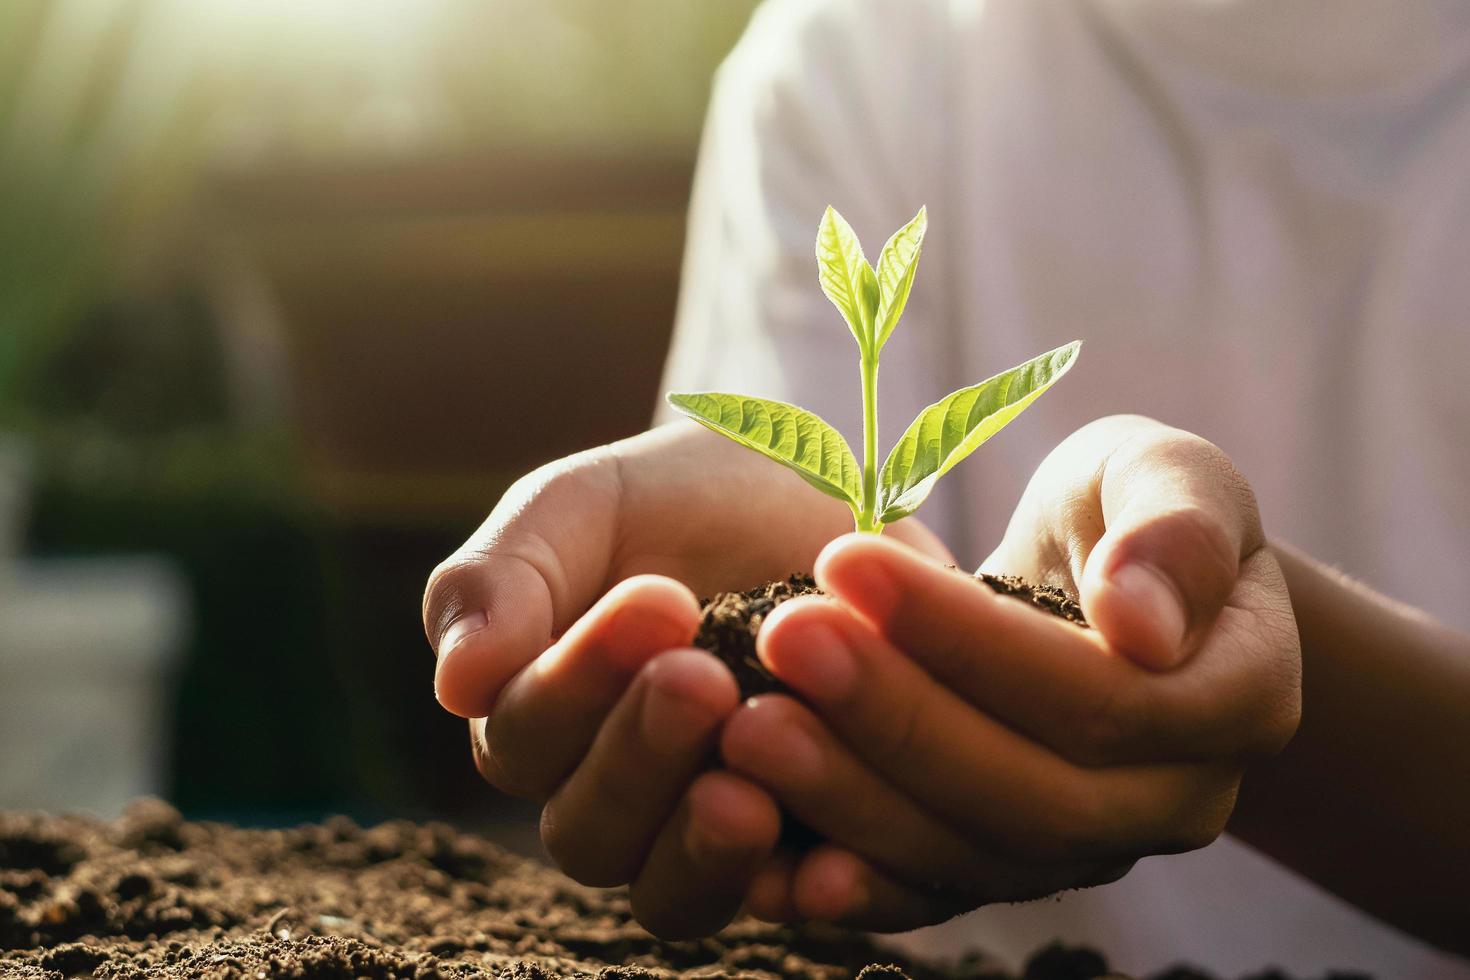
xmin=3 ymin=0 xmax=757 ymax=822
xmin=0 ymin=0 xmax=757 ymax=426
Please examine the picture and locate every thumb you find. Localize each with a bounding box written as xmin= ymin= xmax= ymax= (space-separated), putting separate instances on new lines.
xmin=1080 ymin=431 xmax=1262 ymax=670
xmin=423 ymin=450 xmax=622 ymax=717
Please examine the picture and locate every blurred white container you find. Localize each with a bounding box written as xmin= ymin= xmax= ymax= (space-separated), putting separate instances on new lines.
xmin=0 ymin=444 xmax=189 ymax=815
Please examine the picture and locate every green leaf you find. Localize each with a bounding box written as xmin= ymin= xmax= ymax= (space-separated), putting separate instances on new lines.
xmin=874 ymin=206 xmax=926 ymax=350
xmin=859 ymin=261 xmax=880 ymax=334
xmin=666 ymin=391 xmax=862 ymax=511
xmin=877 ymin=341 xmax=1081 ymax=523
xmin=816 ymin=206 xmax=877 ymax=348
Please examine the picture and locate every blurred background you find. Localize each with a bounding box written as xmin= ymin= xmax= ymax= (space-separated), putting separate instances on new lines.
xmin=0 ymin=0 xmax=759 ymax=837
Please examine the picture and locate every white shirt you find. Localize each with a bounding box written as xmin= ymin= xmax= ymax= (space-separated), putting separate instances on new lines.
xmin=661 ymin=0 xmax=1470 ymax=976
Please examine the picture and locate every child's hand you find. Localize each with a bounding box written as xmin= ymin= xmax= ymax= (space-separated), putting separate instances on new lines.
xmin=421 ymin=422 xmax=948 ymax=937
xmin=721 ymin=415 xmax=1301 ymax=930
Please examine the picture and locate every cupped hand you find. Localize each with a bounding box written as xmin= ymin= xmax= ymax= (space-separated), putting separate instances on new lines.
xmin=421 ymin=422 xmax=947 ymax=937
xmin=722 ymin=415 xmax=1301 ymax=930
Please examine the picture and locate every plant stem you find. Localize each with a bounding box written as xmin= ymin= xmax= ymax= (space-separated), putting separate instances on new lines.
xmin=858 ymin=345 xmax=881 ymax=533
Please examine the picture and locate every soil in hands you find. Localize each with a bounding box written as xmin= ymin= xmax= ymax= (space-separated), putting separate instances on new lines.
xmin=692 ymin=571 xmax=1088 ymax=700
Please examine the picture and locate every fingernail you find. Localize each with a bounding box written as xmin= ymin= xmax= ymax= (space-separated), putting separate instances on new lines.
xmin=603 ymin=605 xmax=695 ymax=671
xmin=771 ymin=622 xmax=857 ymax=702
xmin=438 ymin=610 xmax=487 ymax=658
xmin=683 ymin=805 xmax=741 ymax=868
xmin=641 ymin=677 xmax=718 ymax=756
xmin=817 ymin=538 xmax=901 ymax=621
xmin=765 ymin=719 xmax=823 ymax=783
xmin=1109 ymin=563 xmax=1187 ymax=665
xmin=830 ymin=869 xmax=870 ymax=922
xmin=683 ymin=817 xmax=721 ymax=868
xmin=682 ymin=777 xmax=758 ymax=868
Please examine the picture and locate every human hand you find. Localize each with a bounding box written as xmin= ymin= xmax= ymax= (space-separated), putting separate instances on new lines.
xmin=720 ymin=415 xmax=1301 ymax=930
xmin=421 ymin=422 xmax=948 ymax=937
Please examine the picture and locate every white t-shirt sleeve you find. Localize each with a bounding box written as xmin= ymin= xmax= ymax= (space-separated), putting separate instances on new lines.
xmin=657 ymin=0 xmax=954 ymax=466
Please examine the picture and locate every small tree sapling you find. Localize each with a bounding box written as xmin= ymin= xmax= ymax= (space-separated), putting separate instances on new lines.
xmin=668 ymin=206 xmax=1080 ymax=532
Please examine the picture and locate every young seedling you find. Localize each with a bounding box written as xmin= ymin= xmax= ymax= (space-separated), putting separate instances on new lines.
xmin=668 ymin=206 xmax=1080 ymax=533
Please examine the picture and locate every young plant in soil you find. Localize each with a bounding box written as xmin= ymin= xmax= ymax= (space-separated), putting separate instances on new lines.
xmin=668 ymin=206 xmax=1084 ymax=695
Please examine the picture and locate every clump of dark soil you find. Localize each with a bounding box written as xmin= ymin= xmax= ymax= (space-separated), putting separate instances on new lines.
xmin=693 ymin=574 xmax=818 ymax=698
xmin=973 ymin=573 xmax=1087 ymax=626
xmin=693 ymin=570 xmax=1087 ymax=700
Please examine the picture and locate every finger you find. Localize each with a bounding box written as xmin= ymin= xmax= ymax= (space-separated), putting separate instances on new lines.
xmin=629 ymin=771 xmax=781 ymax=940
xmin=790 ymin=845 xmax=1133 ymax=931
xmin=1079 ymin=422 xmax=1264 ymax=669
xmin=757 ymin=593 xmax=1240 ymax=861
xmin=721 ymin=694 xmax=1022 ymax=884
xmin=539 ymin=648 xmax=738 ymax=886
xmin=426 ymin=452 xmax=624 ymax=717
xmin=474 ymin=576 xmax=700 ymax=799
xmin=814 ymin=534 xmax=1281 ymax=764
xmin=430 ymin=549 xmax=556 ymax=719
xmin=789 ymin=845 xmax=974 ymax=931
xmin=744 ymin=851 xmax=800 ymax=923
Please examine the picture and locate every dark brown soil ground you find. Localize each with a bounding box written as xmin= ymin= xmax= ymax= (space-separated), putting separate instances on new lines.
xmin=0 ymin=800 xmax=1137 ymax=980
xmin=692 ymin=571 xmax=1087 ymax=700
xmin=0 ymin=801 xmax=1373 ymax=980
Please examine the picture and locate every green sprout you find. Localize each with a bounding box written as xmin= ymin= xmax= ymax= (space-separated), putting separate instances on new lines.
xmin=668 ymin=206 xmax=1080 ymax=533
